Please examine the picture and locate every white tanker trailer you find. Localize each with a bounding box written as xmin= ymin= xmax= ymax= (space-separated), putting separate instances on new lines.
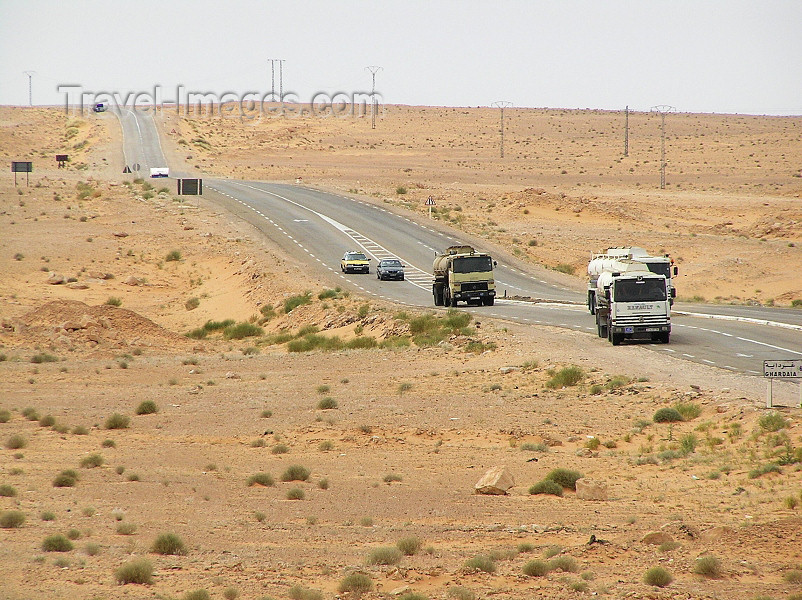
xmin=588 ymin=247 xmax=677 ymax=312
xmin=591 ymin=260 xmax=671 ymax=346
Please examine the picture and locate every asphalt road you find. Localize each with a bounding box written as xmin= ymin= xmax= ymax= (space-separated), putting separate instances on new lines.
xmin=114 ymin=108 xmax=802 ymax=382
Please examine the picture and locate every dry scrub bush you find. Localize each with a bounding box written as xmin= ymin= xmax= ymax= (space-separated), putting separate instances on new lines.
xmin=115 ymin=558 xmax=153 ymax=585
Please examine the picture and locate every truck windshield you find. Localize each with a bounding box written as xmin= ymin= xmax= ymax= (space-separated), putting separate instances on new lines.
xmin=614 ymin=279 xmax=666 ymax=302
xmin=646 ymin=263 xmax=671 ymax=279
xmin=453 ymin=256 xmax=493 ymax=273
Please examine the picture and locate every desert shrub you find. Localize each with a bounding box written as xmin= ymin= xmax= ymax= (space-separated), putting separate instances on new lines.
xmin=284 ymin=293 xmax=312 ymax=313
xmin=38 ymin=414 xmax=56 ymax=427
xmin=653 ymin=407 xmax=683 ymax=423
xmin=286 ymin=487 xmax=305 ymax=500
xmin=346 ymin=336 xmax=378 ymax=350
xmin=185 ymin=297 xmax=200 ymax=311
xmin=0 ymin=510 xmax=26 ymax=528
xmin=115 ymin=558 xmax=153 ymax=585
xmin=644 ymin=566 xmax=673 ymax=587
xmin=749 ymin=463 xmax=781 ymax=479
xmin=673 ymin=402 xmax=702 ymax=420
xmin=5 ymin=434 xmax=27 ymax=449
xmin=223 ymin=588 xmax=239 ymax=600
xmin=41 ymin=511 xmax=56 ymax=521
xmin=260 ymin=409 xmax=273 ymax=418
xmin=318 ymin=440 xmax=334 ymax=451
xmin=246 ymin=473 xmax=275 ymax=487
xmin=126 ymin=472 xmax=140 ymax=481
xmin=522 ymin=559 xmax=551 ymax=577
xmin=116 ymin=522 xmax=137 ymax=535
xmin=529 ymin=480 xmax=564 ymax=496
xmin=72 ymin=425 xmax=89 ymax=435
xmin=680 ymin=433 xmax=698 ymax=454
xmin=223 ymin=322 xmax=263 ymax=340
xmin=366 ymin=546 xmax=403 ymax=565
xmin=759 ymin=411 xmax=789 ymax=432
xmin=397 ymin=536 xmax=422 ymax=556
xmin=606 ymin=375 xmax=631 ymax=390
xmin=42 ymin=534 xmax=73 ymax=552
xmin=545 ymin=366 xmax=584 ymax=388
xmin=102 ymin=439 xmax=116 ymax=448
xmin=67 ymin=528 xmax=81 ymax=540
xmin=554 ymin=263 xmax=575 ymax=274
xmin=396 ymin=186 xmax=407 ymax=195
xmin=784 ymin=569 xmax=802 ymax=583
xmin=80 ymin=453 xmax=104 ymax=468
xmin=463 ymin=555 xmax=496 ymax=573
xmin=165 ymin=250 xmax=182 ymax=262
xmin=545 ymin=468 xmax=583 ymax=490
xmin=0 ymin=409 xmax=10 ymax=423
xmin=0 ymin=484 xmax=17 ymax=497
xmin=447 ymin=586 xmax=476 ymax=600
xmin=520 ymin=442 xmax=549 ymax=452
xmin=338 ymin=573 xmax=372 ymax=594
xmin=589 ymin=384 xmax=604 ymax=395
xmin=317 ymin=397 xmax=338 ymax=410
xmin=105 ymin=296 xmax=122 ymax=307
xmin=658 ymin=541 xmax=681 ymax=552
xmin=318 ymin=478 xmax=329 ymax=490
xmin=384 ymin=473 xmax=403 ymax=483
xmin=135 ymin=400 xmax=158 ymax=415
xmin=85 ymin=543 xmax=101 ymax=556
xmin=31 ymin=353 xmax=58 ymax=364
xmin=693 ymin=555 xmax=722 ymax=578
xmin=272 ymin=443 xmax=290 ymax=455
xmin=288 ymin=586 xmax=323 ymax=600
xmin=105 ymin=413 xmax=130 ymax=429
xmin=250 ymin=439 xmax=265 ymax=448
xmin=398 ymin=594 xmax=427 ymax=600
xmin=151 ymin=532 xmax=187 ymax=555
xmin=517 ymin=542 xmax=535 ymax=553
xmin=282 ymin=465 xmax=310 ymax=482
xmin=549 ymin=555 xmax=578 ymax=573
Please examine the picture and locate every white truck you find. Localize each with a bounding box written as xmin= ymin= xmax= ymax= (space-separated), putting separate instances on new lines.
xmin=587 ymin=247 xmax=677 ymax=311
xmin=591 ymin=260 xmax=671 ymax=345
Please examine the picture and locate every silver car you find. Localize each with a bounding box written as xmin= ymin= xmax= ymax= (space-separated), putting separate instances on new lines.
xmin=376 ymin=258 xmax=405 ymax=281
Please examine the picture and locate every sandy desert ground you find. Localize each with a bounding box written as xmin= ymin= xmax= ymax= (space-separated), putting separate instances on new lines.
xmin=0 ymin=105 xmax=801 ymax=600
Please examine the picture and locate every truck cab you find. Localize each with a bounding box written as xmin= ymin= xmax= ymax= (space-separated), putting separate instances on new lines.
xmin=594 ymin=262 xmax=671 ymax=345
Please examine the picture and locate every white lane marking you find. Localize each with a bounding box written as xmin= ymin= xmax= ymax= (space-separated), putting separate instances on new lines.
xmin=217 ymin=181 xmax=434 ymax=293
xmin=734 ymin=336 xmax=802 ymax=356
xmin=675 ymin=310 xmax=802 ymax=332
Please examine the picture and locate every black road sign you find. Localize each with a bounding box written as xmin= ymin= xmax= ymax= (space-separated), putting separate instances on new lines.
xmin=11 ymin=161 xmax=32 ymax=173
xmin=177 ymin=178 xmax=203 ymax=195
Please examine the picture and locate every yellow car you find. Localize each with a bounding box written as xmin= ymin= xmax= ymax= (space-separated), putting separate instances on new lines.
xmin=341 ymin=251 xmax=370 ymax=274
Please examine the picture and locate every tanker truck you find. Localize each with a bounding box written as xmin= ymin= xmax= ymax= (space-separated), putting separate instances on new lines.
xmin=588 ymin=247 xmax=677 ymax=312
xmin=432 ymin=245 xmax=496 ymax=307
xmin=592 ymin=260 xmax=671 ymax=345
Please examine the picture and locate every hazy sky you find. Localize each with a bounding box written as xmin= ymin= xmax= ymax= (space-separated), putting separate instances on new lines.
xmin=1 ymin=0 xmax=800 ymax=115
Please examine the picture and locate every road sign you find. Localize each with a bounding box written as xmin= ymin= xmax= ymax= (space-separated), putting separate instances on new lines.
xmin=425 ymin=196 xmax=436 ymax=206
xmin=177 ymin=178 xmax=202 ymax=195
xmin=11 ymin=161 xmax=32 ymax=186
xmin=764 ymin=360 xmax=802 ymax=378
xmin=764 ymin=359 xmax=802 ymax=408
xmin=56 ymin=155 xmax=68 ymax=168
xmin=123 ymin=165 xmax=131 ymax=173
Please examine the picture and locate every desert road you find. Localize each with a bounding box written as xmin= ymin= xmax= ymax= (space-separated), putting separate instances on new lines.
xmin=115 ymin=107 xmax=802 ymax=380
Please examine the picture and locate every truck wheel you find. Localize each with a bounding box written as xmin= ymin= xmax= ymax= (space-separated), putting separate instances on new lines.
xmin=433 ymin=284 xmax=444 ymax=306
xmin=449 ymin=293 xmax=458 ymax=308
xmin=597 ymin=324 xmax=607 ymax=338
xmin=483 ymin=297 xmax=494 ymax=306
xmin=588 ymin=291 xmax=595 ymax=315
xmin=611 ymin=332 xmax=623 ymax=346
xmin=661 ymin=332 xmax=670 ymax=344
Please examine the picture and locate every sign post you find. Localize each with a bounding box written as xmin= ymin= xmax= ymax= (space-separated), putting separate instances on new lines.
xmin=763 ymin=359 xmax=802 ymax=408
xmin=425 ymin=195 xmax=436 ymax=218
xmin=11 ymin=161 xmax=33 ymax=187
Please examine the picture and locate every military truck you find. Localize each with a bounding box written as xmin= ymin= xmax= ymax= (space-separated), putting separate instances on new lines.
xmin=432 ymin=245 xmax=496 ymax=307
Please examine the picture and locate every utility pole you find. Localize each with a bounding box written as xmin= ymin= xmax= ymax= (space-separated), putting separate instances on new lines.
xmin=269 ymin=59 xmax=276 ymax=101
xmin=492 ymin=101 xmax=512 ymax=158
xmin=278 ymin=59 xmax=285 ymax=101
xmin=366 ymin=66 xmax=382 ymax=129
xmin=650 ymin=105 xmax=675 ymax=189
xmin=23 ymin=71 xmax=35 ymax=106
xmin=624 ymin=105 xmax=629 ymax=157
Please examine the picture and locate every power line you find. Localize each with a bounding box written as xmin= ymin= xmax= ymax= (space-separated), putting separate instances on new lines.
xmin=624 ymin=105 xmax=629 ymax=157
xmin=23 ymin=71 xmax=35 ymax=106
xmin=650 ymin=105 xmax=675 ymax=189
xmin=366 ymin=66 xmax=382 ymax=129
xmin=492 ymin=101 xmax=512 ymax=158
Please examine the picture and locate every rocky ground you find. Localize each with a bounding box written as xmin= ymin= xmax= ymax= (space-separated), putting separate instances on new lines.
xmin=0 ymin=106 xmax=801 ymax=600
